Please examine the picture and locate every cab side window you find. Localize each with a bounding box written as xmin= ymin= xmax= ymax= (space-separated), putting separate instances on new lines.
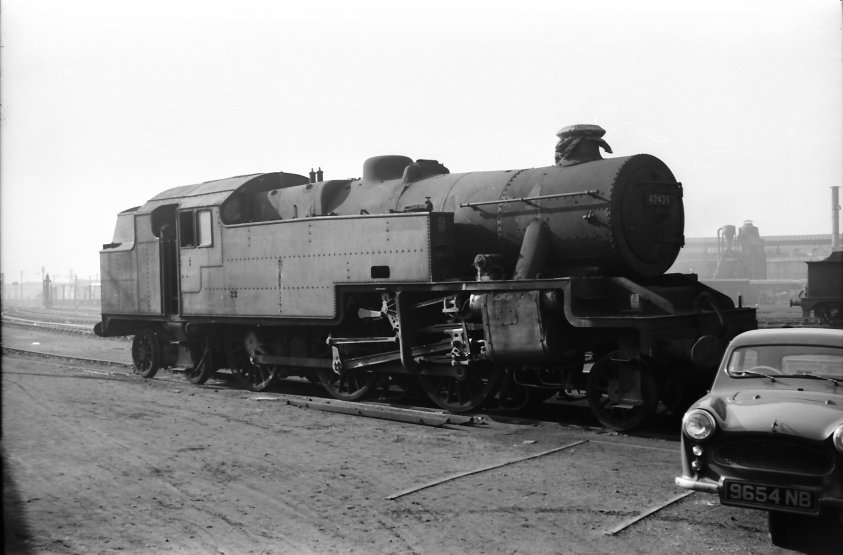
xmin=179 ymin=212 xmax=195 ymax=247
xmin=179 ymin=209 xmax=213 ymax=248
xmin=197 ymin=210 xmax=213 ymax=247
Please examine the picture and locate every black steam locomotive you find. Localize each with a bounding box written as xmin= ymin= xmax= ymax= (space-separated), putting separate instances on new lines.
xmin=96 ymin=125 xmax=756 ymax=430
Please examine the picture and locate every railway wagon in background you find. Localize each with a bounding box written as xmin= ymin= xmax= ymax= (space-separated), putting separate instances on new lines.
xmin=95 ymin=125 xmax=757 ymax=431
xmin=793 ymin=250 xmax=843 ymax=328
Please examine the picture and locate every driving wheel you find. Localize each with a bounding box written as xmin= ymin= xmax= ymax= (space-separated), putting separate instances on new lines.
xmin=419 ymin=365 xmax=504 ymax=413
xmin=586 ymin=355 xmax=659 ymax=431
xmin=225 ymin=329 xmax=278 ymax=392
xmin=318 ymin=368 xmax=379 ymax=401
xmin=493 ymin=372 xmax=557 ymax=412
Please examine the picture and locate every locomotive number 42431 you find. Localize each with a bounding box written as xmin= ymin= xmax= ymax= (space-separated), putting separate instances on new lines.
xmin=722 ymin=480 xmax=818 ymax=514
xmin=645 ymin=192 xmax=672 ymax=206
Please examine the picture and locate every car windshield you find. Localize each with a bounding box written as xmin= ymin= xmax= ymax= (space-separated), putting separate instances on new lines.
xmin=726 ymin=344 xmax=843 ymax=381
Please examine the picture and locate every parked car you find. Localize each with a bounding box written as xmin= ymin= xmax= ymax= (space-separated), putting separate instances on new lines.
xmin=675 ymin=327 xmax=843 ymax=547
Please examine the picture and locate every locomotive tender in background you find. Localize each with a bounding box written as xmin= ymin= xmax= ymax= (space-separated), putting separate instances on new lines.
xmin=793 ymin=250 xmax=843 ymax=328
xmin=96 ymin=125 xmax=757 ymax=431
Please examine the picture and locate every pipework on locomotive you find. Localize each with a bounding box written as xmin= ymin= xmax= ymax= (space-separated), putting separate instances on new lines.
xmin=95 ymin=125 xmax=757 ymax=431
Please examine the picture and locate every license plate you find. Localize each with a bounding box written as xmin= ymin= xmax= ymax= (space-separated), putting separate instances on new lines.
xmin=722 ymin=480 xmax=818 ymax=514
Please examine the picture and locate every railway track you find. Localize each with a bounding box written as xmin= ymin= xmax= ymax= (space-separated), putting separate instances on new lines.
xmin=1 ymin=344 xmax=484 ymax=428
xmin=1 ymin=314 xmax=95 ymax=335
xmin=1 ymin=345 xmax=132 ymax=369
xmin=2 ymin=306 xmax=100 ymax=325
xmin=1 ymin=307 xmax=99 ymax=335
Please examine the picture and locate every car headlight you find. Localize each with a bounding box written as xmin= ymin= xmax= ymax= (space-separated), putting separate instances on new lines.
xmin=682 ymin=409 xmax=717 ymax=441
xmin=834 ymin=424 xmax=843 ymax=454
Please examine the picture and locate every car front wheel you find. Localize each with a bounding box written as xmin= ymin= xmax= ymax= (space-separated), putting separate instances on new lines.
xmin=767 ymin=511 xmax=790 ymax=548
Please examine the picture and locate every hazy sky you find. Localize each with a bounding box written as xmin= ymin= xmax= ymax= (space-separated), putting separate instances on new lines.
xmin=1 ymin=0 xmax=841 ymax=283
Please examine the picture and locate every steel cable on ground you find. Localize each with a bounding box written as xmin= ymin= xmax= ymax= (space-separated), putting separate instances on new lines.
xmin=385 ymin=439 xmax=589 ymax=500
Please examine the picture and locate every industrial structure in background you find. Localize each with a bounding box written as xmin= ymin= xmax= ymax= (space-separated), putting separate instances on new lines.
xmin=669 ymin=186 xmax=842 ymax=326
xmin=0 ymin=272 xmax=101 ymax=308
xmin=713 ymin=220 xmax=768 ymax=280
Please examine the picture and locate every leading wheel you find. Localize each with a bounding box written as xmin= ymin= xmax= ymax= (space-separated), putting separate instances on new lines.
xmin=586 ymin=355 xmax=659 ymax=432
xmin=131 ymin=329 xmax=161 ymax=378
xmin=225 ymin=329 xmax=278 ymax=392
xmin=419 ymin=365 xmax=504 ymax=413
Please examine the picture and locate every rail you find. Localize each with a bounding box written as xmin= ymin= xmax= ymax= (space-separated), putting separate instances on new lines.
xmin=1 ymin=313 xmax=96 ymax=335
xmin=1 ymin=346 xmax=481 ymax=429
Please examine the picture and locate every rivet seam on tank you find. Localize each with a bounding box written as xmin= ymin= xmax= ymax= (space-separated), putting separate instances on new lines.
xmin=604 ymin=158 xmax=628 ymax=254
xmin=497 ymin=169 xmax=528 ymax=246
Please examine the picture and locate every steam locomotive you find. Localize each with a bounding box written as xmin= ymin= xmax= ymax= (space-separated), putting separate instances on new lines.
xmin=96 ymin=125 xmax=757 ymax=430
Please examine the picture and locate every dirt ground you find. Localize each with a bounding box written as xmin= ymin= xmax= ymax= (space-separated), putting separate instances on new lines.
xmin=2 ymin=323 xmax=838 ymax=554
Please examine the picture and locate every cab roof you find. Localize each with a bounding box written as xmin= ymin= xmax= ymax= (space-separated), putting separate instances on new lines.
xmin=133 ymin=171 xmax=309 ymax=215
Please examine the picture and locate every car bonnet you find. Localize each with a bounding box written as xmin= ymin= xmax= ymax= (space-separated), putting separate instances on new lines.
xmin=697 ymin=388 xmax=843 ymax=441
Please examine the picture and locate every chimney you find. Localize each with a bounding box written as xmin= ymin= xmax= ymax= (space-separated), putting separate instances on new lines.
xmin=554 ymin=124 xmax=613 ymax=166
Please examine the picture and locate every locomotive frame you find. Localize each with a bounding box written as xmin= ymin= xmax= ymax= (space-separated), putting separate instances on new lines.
xmin=96 ymin=126 xmax=757 ymax=431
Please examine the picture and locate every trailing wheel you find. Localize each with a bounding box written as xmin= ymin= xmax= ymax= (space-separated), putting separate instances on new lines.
xmin=419 ymin=365 xmax=504 ymax=413
xmin=184 ymin=337 xmax=217 ymax=385
xmin=224 ymin=329 xmax=278 ymax=392
xmin=131 ymin=329 xmax=162 ymax=378
xmin=586 ymin=354 xmax=659 ymax=431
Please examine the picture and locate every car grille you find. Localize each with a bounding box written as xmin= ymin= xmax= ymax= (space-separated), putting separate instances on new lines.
xmin=714 ymin=439 xmax=833 ymax=475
